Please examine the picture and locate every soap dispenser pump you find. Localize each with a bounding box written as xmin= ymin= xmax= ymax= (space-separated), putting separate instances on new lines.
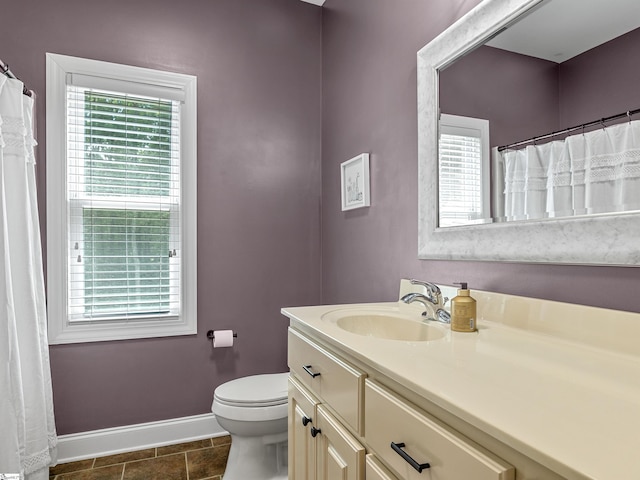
xmin=450 ymin=282 xmax=477 ymax=332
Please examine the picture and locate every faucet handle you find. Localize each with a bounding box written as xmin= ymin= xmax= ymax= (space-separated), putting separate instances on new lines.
xmin=409 ymin=279 xmax=442 ymax=305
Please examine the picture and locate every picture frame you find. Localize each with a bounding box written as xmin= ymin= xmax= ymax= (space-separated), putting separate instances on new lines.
xmin=341 ymin=153 xmax=370 ymax=211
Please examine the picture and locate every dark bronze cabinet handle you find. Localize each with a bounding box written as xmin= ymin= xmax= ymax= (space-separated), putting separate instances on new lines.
xmin=390 ymin=442 xmax=430 ymax=473
xmin=302 ymin=416 xmax=311 ymax=427
xmin=311 ymin=427 xmax=321 ymax=437
xmin=303 ymin=365 xmax=321 ymax=378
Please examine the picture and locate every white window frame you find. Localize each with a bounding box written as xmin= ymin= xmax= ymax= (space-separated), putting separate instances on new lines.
xmin=438 ymin=113 xmax=491 ymax=227
xmin=46 ymin=53 xmax=197 ymax=344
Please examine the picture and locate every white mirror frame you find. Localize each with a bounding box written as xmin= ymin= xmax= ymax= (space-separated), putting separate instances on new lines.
xmin=418 ymin=0 xmax=640 ymax=265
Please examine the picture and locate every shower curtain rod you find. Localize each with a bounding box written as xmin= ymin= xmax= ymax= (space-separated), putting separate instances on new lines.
xmin=0 ymin=59 xmax=33 ymax=97
xmin=497 ymin=107 xmax=640 ymax=152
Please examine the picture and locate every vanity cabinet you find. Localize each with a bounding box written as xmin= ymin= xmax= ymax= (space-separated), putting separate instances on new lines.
xmin=283 ymin=284 xmax=640 ymax=479
xmin=288 ymin=326 xmax=514 ymax=480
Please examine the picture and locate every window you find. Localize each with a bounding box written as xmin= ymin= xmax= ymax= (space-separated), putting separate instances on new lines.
xmin=46 ymin=54 xmax=197 ymax=344
xmin=438 ymin=114 xmax=490 ymax=227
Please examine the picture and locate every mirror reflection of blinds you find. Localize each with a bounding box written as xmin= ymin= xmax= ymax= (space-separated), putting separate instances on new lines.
xmin=439 ymin=132 xmax=483 ymax=227
xmin=66 ymin=86 xmax=181 ymax=322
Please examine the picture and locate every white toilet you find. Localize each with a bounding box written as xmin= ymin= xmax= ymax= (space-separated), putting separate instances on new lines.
xmin=212 ymin=372 xmax=289 ymax=480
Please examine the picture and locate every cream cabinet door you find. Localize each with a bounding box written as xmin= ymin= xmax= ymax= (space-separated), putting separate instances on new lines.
xmin=289 ymin=376 xmax=319 ymax=480
xmin=315 ymin=404 xmax=365 ymax=480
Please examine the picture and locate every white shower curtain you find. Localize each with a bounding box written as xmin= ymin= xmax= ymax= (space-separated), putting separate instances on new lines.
xmin=0 ymin=76 xmax=57 ymax=479
xmin=495 ymin=120 xmax=640 ymax=221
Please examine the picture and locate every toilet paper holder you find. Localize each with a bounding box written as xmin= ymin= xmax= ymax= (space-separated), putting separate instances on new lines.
xmin=206 ymin=330 xmax=238 ymax=340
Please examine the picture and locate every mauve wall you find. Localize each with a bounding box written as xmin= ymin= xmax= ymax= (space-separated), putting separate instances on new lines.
xmin=440 ymin=45 xmax=560 ymax=148
xmin=0 ymin=0 xmax=321 ymax=434
xmin=559 ymin=26 xmax=640 ymax=128
xmin=440 ymin=26 xmax=640 ymax=146
xmin=321 ymin=0 xmax=640 ymax=311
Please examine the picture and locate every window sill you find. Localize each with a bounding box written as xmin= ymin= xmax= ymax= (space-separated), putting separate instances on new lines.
xmin=48 ymin=317 xmax=197 ymax=344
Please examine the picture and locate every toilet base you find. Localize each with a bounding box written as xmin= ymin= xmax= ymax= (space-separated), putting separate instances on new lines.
xmin=221 ymin=435 xmax=288 ymax=480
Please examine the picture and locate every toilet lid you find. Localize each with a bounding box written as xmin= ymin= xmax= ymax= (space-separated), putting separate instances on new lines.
xmin=214 ymin=372 xmax=289 ymax=407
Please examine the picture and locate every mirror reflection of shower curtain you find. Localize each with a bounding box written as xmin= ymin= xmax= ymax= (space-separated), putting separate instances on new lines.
xmin=0 ymin=76 xmax=57 ymax=479
xmin=495 ymin=120 xmax=640 ymax=221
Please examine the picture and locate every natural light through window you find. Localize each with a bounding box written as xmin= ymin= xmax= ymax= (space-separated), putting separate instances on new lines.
xmin=46 ymin=53 xmax=197 ymax=344
xmin=67 ymin=89 xmax=180 ymax=321
xmin=438 ymin=114 xmax=490 ymax=227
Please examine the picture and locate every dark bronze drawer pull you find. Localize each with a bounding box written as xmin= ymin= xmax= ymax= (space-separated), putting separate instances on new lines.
xmin=302 ymin=416 xmax=311 ymax=426
xmin=391 ymin=442 xmax=430 ymax=473
xmin=311 ymin=427 xmax=321 ymax=437
xmin=303 ymin=365 xmax=321 ymax=378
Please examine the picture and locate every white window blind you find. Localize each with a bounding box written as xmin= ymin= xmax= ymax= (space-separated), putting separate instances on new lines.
xmin=438 ymin=114 xmax=490 ymax=227
xmin=67 ymin=87 xmax=181 ymax=321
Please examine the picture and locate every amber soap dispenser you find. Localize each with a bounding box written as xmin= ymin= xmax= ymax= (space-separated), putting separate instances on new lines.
xmin=450 ymin=282 xmax=477 ymax=332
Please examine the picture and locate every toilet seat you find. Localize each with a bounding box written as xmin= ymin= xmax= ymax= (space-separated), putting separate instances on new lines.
xmin=212 ymin=372 xmax=289 ymax=422
xmin=214 ymin=372 xmax=288 ymax=407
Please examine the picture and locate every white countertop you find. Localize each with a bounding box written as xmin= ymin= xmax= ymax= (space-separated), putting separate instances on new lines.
xmin=282 ymin=297 xmax=640 ymax=480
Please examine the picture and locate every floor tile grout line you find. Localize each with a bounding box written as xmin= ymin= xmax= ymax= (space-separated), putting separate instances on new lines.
xmin=50 ymin=436 xmax=230 ymax=477
xmin=155 ymin=444 xmax=229 ymax=459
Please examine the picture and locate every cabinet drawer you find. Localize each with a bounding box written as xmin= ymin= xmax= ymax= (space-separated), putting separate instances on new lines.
xmin=288 ymin=328 xmax=365 ymax=434
xmin=365 ymin=380 xmax=514 ymax=480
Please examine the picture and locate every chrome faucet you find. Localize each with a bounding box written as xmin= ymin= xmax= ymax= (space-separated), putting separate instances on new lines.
xmin=401 ymin=279 xmax=450 ymax=324
xmin=409 ymin=279 xmax=442 ymax=305
xmin=400 ymin=292 xmax=435 ymax=310
xmin=434 ymin=307 xmax=451 ymax=324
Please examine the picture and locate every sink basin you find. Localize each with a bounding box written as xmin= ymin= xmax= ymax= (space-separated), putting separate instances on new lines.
xmin=322 ymin=308 xmax=447 ymax=342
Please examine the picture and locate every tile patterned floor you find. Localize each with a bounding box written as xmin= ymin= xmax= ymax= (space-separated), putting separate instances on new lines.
xmin=49 ymin=436 xmax=231 ymax=480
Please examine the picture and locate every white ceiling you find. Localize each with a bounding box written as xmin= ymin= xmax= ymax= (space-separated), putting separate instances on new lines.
xmin=297 ymin=0 xmax=640 ymax=62
xmin=487 ymin=0 xmax=640 ymax=63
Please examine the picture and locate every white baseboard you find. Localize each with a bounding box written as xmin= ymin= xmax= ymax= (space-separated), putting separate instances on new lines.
xmin=56 ymin=413 xmax=227 ymax=464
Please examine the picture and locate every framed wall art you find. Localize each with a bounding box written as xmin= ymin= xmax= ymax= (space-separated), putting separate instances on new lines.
xmin=341 ymin=153 xmax=370 ymax=211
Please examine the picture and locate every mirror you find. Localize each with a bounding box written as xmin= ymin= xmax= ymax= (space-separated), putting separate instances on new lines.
xmin=418 ymin=0 xmax=640 ymax=264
